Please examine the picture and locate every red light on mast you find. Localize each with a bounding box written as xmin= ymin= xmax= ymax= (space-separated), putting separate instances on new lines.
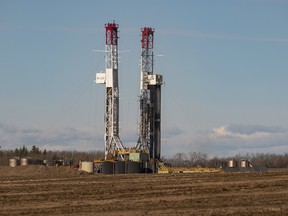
xmin=141 ymin=27 xmax=154 ymax=49
xmin=105 ymin=22 xmax=118 ymax=45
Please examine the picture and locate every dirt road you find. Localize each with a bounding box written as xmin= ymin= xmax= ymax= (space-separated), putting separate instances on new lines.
xmin=0 ymin=166 xmax=287 ymax=215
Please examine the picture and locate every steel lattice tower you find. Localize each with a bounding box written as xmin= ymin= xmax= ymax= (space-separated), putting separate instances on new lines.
xmin=136 ymin=27 xmax=163 ymax=160
xmin=96 ymin=22 xmax=124 ymax=160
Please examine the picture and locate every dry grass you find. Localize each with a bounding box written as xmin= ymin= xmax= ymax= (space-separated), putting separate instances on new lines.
xmin=0 ymin=166 xmax=288 ymax=215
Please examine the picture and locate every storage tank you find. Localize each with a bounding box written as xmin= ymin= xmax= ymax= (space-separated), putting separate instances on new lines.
xmin=240 ymin=160 xmax=249 ymax=168
xmin=9 ymin=158 xmax=18 ymax=167
xmin=227 ymin=160 xmax=237 ymax=168
xmin=142 ymin=162 xmax=156 ymax=173
xmin=114 ymin=161 xmax=125 ymax=174
xmin=127 ymin=161 xmax=140 ymax=174
xmin=20 ymin=158 xmax=30 ymax=166
xmin=102 ymin=161 xmax=114 ymax=174
xmin=81 ymin=161 xmax=94 ymax=173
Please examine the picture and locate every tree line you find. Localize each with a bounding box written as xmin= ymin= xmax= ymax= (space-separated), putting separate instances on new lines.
xmin=164 ymin=152 xmax=288 ymax=168
xmin=0 ymin=145 xmax=104 ymax=166
xmin=0 ymin=146 xmax=287 ymax=168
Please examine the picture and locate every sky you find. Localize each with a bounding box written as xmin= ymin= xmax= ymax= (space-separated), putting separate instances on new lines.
xmin=1 ymin=0 xmax=288 ymax=157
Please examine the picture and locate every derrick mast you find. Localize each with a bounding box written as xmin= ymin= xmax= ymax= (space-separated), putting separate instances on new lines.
xmin=136 ymin=27 xmax=163 ymax=160
xmin=96 ymin=22 xmax=124 ymax=160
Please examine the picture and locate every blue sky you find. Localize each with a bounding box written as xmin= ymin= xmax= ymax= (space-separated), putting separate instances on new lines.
xmin=1 ymin=0 xmax=288 ymax=157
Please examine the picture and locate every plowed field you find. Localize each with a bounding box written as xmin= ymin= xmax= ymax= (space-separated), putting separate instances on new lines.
xmin=1 ymin=166 xmax=288 ymax=215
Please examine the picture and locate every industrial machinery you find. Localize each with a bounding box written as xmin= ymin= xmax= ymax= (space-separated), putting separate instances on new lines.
xmin=136 ymin=27 xmax=163 ymax=160
xmin=95 ymin=22 xmax=163 ymax=173
xmin=96 ymin=22 xmax=125 ymax=160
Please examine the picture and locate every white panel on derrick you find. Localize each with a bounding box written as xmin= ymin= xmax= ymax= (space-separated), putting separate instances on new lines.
xmin=96 ymin=73 xmax=106 ymax=84
xmin=148 ymin=74 xmax=163 ymax=85
xmin=106 ymin=68 xmax=113 ymax=87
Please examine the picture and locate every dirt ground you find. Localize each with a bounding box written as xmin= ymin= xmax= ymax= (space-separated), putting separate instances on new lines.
xmin=0 ymin=166 xmax=288 ymax=215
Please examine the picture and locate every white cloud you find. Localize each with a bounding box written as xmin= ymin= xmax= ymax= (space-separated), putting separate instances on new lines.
xmin=1 ymin=123 xmax=288 ymax=158
xmin=210 ymin=124 xmax=285 ymax=140
xmin=0 ymin=123 xmax=103 ymax=151
xmin=161 ymin=124 xmax=288 ymax=157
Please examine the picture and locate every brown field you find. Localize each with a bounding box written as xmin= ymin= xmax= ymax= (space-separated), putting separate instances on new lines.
xmin=0 ymin=166 xmax=288 ymax=215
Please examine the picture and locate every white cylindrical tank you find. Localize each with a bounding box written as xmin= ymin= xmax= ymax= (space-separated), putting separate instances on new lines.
xmin=9 ymin=158 xmax=18 ymax=167
xmin=81 ymin=161 xmax=94 ymax=173
xmin=20 ymin=158 xmax=29 ymax=166
xmin=227 ymin=160 xmax=236 ymax=168
xmin=240 ymin=160 xmax=249 ymax=168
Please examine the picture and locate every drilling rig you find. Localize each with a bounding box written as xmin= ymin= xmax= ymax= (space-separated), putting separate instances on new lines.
xmin=95 ymin=22 xmax=125 ymax=160
xmin=136 ymin=27 xmax=163 ymax=160
xmin=94 ymin=23 xmax=163 ymax=174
